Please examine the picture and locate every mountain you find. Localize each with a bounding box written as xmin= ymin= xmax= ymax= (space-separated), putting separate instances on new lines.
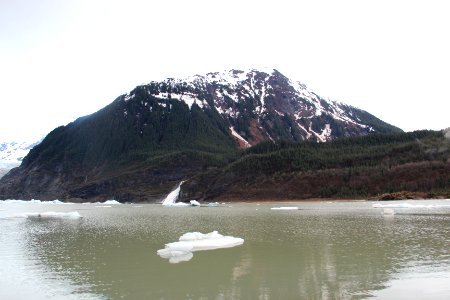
xmin=0 ymin=140 xmax=40 ymax=179
xmin=0 ymin=69 xmax=402 ymax=201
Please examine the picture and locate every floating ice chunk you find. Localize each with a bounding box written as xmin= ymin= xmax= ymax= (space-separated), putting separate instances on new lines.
xmin=53 ymin=200 xmax=75 ymax=204
xmin=157 ymin=231 xmax=244 ymax=263
xmin=271 ymin=207 xmax=299 ymax=210
xmin=103 ymin=200 xmax=121 ymax=205
xmin=13 ymin=211 xmax=82 ymax=219
xmin=207 ymin=202 xmax=220 ymax=207
xmin=382 ymin=208 xmax=396 ymax=215
xmin=1 ymin=199 xmax=75 ymax=204
xmin=164 ymin=202 xmax=190 ymax=207
xmin=158 ymin=249 xmax=194 ymax=264
xmin=1 ymin=199 xmax=28 ymax=204
xmin=190 ymin=200 xmax=201 ymax=206
xmin=372 ymin=203 xmax=450 ymax=209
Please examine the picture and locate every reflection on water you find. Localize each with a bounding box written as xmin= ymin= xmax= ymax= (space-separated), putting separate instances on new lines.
xmin=1 ymin=200 xmax=449 ymax=299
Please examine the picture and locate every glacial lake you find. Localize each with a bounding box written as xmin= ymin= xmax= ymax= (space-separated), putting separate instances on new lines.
xmin=1 ymin=200 xmax=449 ymax=299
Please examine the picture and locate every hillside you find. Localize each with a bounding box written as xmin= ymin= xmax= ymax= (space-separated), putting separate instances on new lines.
xmin=181 ymin=130 xmax=450 ymax=201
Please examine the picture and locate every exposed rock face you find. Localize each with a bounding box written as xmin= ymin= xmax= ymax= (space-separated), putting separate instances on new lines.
xmin=0 ymin=69 xmax=401 ymax=201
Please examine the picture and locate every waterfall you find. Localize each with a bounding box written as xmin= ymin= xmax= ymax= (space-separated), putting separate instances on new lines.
xmin=162 ymin=181 xmax=184 ymax=206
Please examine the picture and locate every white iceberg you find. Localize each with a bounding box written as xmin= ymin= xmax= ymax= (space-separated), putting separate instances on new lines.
xmin=49 ymin=200 xmax=69 ymax=204
xmin=163 ymin=200 xmax=200 ymax=207
xmin=13 ymin=211 xmax=82 ymax=219
xmin=271 ymin=206 xmax=299 ymax=210
xmin=1 ymin=199 xmax=28 ymax=204
xmin=157 ymin=231 xmax=244 ymax=263
xmin=102 ymin=200 xmax=121 ymax=205
xmin=190 ymin=200 xmax=201 ymax=206
xmin=164 ymin=202 xmax=190 ymax=207
xmin=0 ymin=199 xmax=74 ymax=204
xmin=90 ymin=199 xmax=121 ymax=205
xmin=160 ymin=251 xmax=194 ymax=264
xmin=372 ymin=203 xmax=450 ymax=209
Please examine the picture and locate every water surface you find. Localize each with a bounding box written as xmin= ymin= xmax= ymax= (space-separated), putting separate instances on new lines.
xmin=1 ymin=200 xmax=449 ymax=299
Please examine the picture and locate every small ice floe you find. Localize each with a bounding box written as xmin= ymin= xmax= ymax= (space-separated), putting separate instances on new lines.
xmin=162 ymin=200 xmax=200 ymax=207
xmin=190 ymin=200 xmax=201 ymax=206
xmin=13 ymin=211 xmax=82 ymax=219
xmin=48 ymin=199 xmax=74 ymax=204
xmin=1 ymin=199 xmax=74 ymax=204
xmin=373 ymin=203 xmax=450 ymax=209
xmin=271 ymin=207 xmax=299 ymax=210
xmin=164 ymin=202 xmax=190 ymax=207
xmin=207 ymin=202 xmax=220 ymax=207
xmin=102 ymin=200 xmax=121 ymax=205
xmin=382 ymin=208 xmax=396 ymax=216
xmin=157 ymin=231 xmax=244 ymax=263
xmin=0 ymin=199 xmax=22 ymax=204
xmin=92 ymin=200 xmax=121 ymax=206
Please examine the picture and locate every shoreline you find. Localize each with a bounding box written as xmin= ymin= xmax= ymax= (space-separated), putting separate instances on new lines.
xmin=210 ymin=198 xmax=449 ymax=205
xmin=2 ymin=195 xmax=449 ymax=204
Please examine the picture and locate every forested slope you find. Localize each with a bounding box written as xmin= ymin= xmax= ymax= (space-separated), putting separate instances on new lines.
xmin=182 ymin=130 xmax=450 ymax=201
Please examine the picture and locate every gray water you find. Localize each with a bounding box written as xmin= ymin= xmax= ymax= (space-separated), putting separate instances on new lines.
xmin=1 ymin=200 xmax=449 ymax=299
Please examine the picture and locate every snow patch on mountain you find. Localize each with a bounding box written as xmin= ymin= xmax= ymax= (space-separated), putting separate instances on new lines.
xmin=230 ymin=126 xmax=251 ymax=149
xmin=154 ymin=92 xmax=208 ymax=109
xmin=318 ymin=124 xmax=332 ymax=142
xmin=206 ymin=70 xmax=249 ymax=87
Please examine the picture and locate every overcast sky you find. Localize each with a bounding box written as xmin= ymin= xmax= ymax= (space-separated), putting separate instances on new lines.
xmin=0 ymin=0 xmax=449 ymax=141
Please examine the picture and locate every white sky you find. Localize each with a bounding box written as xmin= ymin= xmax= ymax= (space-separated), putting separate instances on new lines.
xmin=0 ymin=0 xmax=449 ymax=141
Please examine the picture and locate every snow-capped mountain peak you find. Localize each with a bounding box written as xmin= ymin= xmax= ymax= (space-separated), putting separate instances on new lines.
xmin=0 ymin=140 xmax=39 ymax=162
xmin=120 ymin=68 xmax=399 ymax=147
xmin=0 ymin=139 xmax=41 ymax=179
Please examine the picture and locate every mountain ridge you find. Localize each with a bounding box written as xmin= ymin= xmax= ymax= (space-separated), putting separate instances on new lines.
xmin=123 ymin=68 xmax=401 ymax=146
